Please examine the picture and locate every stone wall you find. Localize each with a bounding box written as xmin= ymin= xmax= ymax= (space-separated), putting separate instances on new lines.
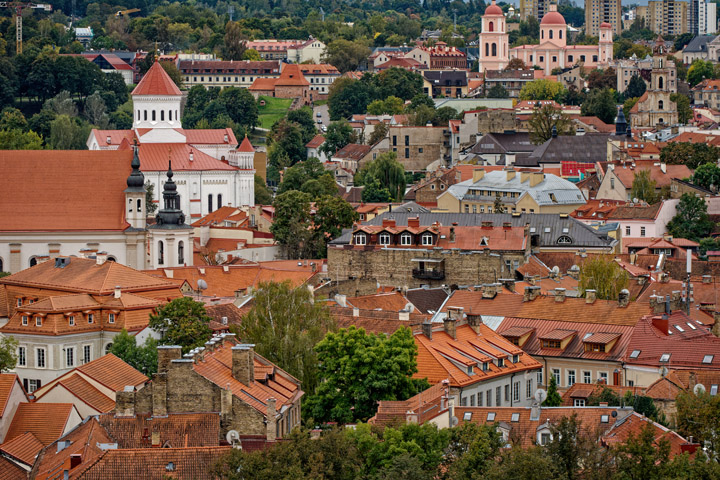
xmin=387 ymin=127 xmax=447 ymax=171
xmin=476 ymin=109 xmax=519 ymax=135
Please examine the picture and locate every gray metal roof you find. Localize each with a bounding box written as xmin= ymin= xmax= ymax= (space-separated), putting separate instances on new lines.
xmin=330 ymin=212 xmax=617 ymax=250
xmin=526 ymin=134 xmax=611 ymax=166
xmin=684 ymin=35 xmax=716 ymax=53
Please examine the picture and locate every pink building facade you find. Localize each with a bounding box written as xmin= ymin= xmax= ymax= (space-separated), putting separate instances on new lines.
xmin=478 ymin=0 xmax=509 ymax=72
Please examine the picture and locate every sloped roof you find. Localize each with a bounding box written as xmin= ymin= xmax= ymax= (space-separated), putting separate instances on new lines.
xmin=612 ymin=164 xmax=692 ymax=189
xmin=276 ymin=64 xmax=310 ymax=86
xmin=132 ymin=60 xmax=182 ymax=96
xmin=306 ymin=134 xmax=325 ymax=149
xmin=327 ymin=306 xmax=427 ymax=335
xmin=600 ymin=412 xmax=691 ymax=458
xmin=97 ymin=412 xmax=221 ymax=448
xmin=0 ymin=150 xmax=133 ymax=233
xmin=5 ymin=403 xmax=76 ymax=445
xmin=526 ymin=134 xmax=611 ymax=166
xmin=136 ymin=143 xmax=237 ymax=172
xmin=372 ymin=381 xmax=448 ymax=427
xmin=0 ymin=431 xmax=44 ymax=466
xmin=0 ymin=456 xmax=27 ymax=479
xmin=0 ymin=374 xmax=25 ymax=419
xmin=237 ymin=135 xmax=254 ymax=153
xmin=406 ymin=287 xmax=449 ymax=314
xmin=346 ymin=291 xmax=413 ymax=312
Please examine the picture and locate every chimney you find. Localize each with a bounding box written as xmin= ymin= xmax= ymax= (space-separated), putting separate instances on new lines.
xmin=114 ymin=387 xmax=135 ymax=417
xmin=472 ymin=168 xmax=486 ymax=183
xmin=449 ymin=226 xmax=456 ymax=243
xmin=506 ymin=169 xmax=516 ymax=181
xmin=500 ymin=278 xmax=516 ymax=292
xmin=703 ymin=275 xmax=712 ymax=284
xmin=114 ymin=285 xmax=122 ymax=299
xmin=408 ymin=217 xmax=420 ymax=228
xmin=157 ymin=345 xmax=182 ymax=373
xmin=405 ymin=410 xmax=418 ymax=424
xmin=352 ymin=307 xmax=360 ymax=317
xmin=618 ymin=289 xmax=630 ymax=307
xmin=422 ymin=321 xmax=433 ymax=340
xmin=335 ymin=294 xmax=347 ymax=307
xmin=266 ymin=398 xmax=277 ymax=442
xmin=399 ymin=310 xmax=410 ymax=321
xmin=523 ymin=285 xmax=541 ymax=302
xmin=554 ymin=288 xmax=566 ymax=302
xmin=232 ymin=345 xmax=255 ymax=384
xmin=189 ymin=150 xmax=194 ymax=162
xmin=96 ymin=251 xmax=108 ymax=265
xmin=530 ymin=172 xmax=544 ymax=187
xmin=652 ymin=315 xmax=669 ymax=335
xmin=467 ymin=314 xmax=482 ymax=333
xmin=151 ymin=431 xmax=161 ymax=447
xmin=585 ymin=289 xmax=596 ymax=304
xmin=221 ymin=383 xmax=232 ymax=417
xmin=520 ymin=171 xmax=530 ymax=183
xmin=482 ymin=284 xmax=497 ymax=299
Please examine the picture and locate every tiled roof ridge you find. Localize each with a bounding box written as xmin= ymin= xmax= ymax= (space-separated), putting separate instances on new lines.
xmin=57 ymin=374 xmax=114 ymax=412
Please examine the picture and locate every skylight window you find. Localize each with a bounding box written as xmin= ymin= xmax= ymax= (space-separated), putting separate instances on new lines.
xmin=530 ymin=227 xmax=536 ymax=233
xmin=630 ymin=350 xmax=641 ymax=358
xmin=463 ymin=412 xmax=473 ymax=421
xmin=544 ymin=227 xmax=551 ymax=233
xmin=711 ymin=385 xmax=718 ymax=396
xmin=511 ymin=413 xmax=520 ymax=422
xmin=601 ymin=415 xmax=609 ymax=423
xmin=659 ymin=353 xmax=671 ymax=362
xmin=583 ymin=333 xmax=593 ymax=340
xmin=703 ymin=355 xmax=714 ymax=364
xmin=674 ymin=325 xmax=684 ymax=332
xmin=487 ymin=412 xmax=496 ymax=421
xmin=562 ymin=227 xmax=569 ymax=233
xmin=687 ymin=322 xmax=697 ymax=330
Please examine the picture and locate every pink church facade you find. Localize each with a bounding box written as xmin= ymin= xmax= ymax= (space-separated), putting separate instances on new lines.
xmin=478 ymin=0 xmax=509 ymax=72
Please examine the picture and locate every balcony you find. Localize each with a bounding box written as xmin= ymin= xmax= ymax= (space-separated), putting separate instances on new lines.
xmin=412 ymin=269 xmax=445 ymax=280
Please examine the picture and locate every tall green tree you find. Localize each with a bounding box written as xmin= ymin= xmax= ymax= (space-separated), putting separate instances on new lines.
xmin=660 ymin=141 xmax=720 ymax=169
xmin=630 ymin=169 xmax=658 ymax=203
xmin=676 ymin=389 xmax=720 ymax=455
xmin=254 ymin=175 xmax=273 ymax=205
xmin=625 ymin=75 xmax=646 ymax=99
xmin=49 ymin=115 xmax=92 ymax=150
xmin=355 ymin=152 xmax=406 ymax=201
xmin=110 ymin=329 xmax=158 ymax=376
xmin=328 ymin=77 xmax=373 ymax=120
xmin=671 ymin=93 xmax=692 ymax=125
xmin=528 ymin=103 xmax=574 ymax=144
xmin=687 ymin=59 xmax=716 ymax=87
xmin=612 ymin=422 xmax=671 ymax=480
xmin=519 ymin=79 xmax=566 ymax=101
xmin=304 ymin=326 xmax=427 ymax=423
xmin=542 ymin=376 xmax=563 ymax=406
xmin=271 ymin=190 xmax=318 ymax=259
xmin=313 ymin=195 xmax=359 ymax=253
xmin=0 ymin=336 xmax=18 ymax=373
xmin=320 ymin=120 xmax=355 ymax=157
xmin=373 ymin=67 xmax=423 ymax=101
xmin=236 ymin=281 xmax=334 ymax=394
xmin=578 ymin=255 xmax=629 ymax=300
xmin=322 ymin=39 xmax=371 ymax=73
xmin=0 ymin=130 xmax=44 ymax=149
xmin=693 ymin=163 xmax=720 ymax=192
xmin=148 ymin=297 xmax=213 ymax=354
xmin=487 ymin=84 xmax=509 ymax=99
xmin=581 ymin=88 xmax=617 ymax=124
xmin=667 ymin=193 xmax=715 ymax=241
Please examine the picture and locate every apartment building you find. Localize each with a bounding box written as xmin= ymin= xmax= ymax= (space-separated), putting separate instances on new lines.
xmin=585 ymin=0 xmax=622 ymax=37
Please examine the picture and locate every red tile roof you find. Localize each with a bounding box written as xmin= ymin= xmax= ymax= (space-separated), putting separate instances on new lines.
xmin=306 ymin=134 xmax=325 ymax=149
xmin=600 ymin=412 xmax=692 ymax=458
xmin=96 ymin=412 xmax=221 ymax=448
xmin=371 ymin=381 xmax=449 ymax=427
xmin=346 ymin=291 xmax=414 ymax=312
xmin=132 ymin=60 xmax=182 ymax=96
xmin=560 ymin=383 xmax=645 ymax=406
xmin=76 ymin=353 xmax=149 ymax=392
xmin=5 ymin=403 xmax=77 ymax=445
xmin=0 ymin=374 xmax=25 ymax=419
xmin=136 ymin=143 xmax=237 ymax=171
xmin=249 ymin=77 xmax=277 ymax=91
xmin=51 ymin=374 xmax=117 ymax=413
xmin=328 ymin=306 xmax=428 ymax=335
xmin=276 ymin=64 xmax=310 ymax=86
xmin=332 ymin=143 xmax=371 ymax=160
xmin=612 ymin=164 xmax=693 ymax=189
xmin=0 ymin=431 xmax=44 ymax=466
xmin=297 ymin=64 xmax=340 ymax=75
xmin=0 ymin=456 xmax=27 ymax=479
xmin=237 ymin=135 xmax=254 ymax=152
xmin=184 ymin=128 xmax=238 ymax=145
xmin=0 ymin=150 xmax=133 ymax=232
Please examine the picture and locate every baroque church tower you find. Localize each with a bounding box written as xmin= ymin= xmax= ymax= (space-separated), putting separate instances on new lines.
xmin=478 ymin=0 xmax=509 ymax=72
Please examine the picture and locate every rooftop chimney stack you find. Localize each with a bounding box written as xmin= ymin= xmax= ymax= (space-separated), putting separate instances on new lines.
xmin=114 ymin=285 xmax=122 ymax=299
xmin=585 ymin=289 xmax=596 ymax=304
xmin=231 ymin=344 xmax=255 ymax=385
xmin=422 ymin=321 xmax=433 ymax=340
xmin=96 ymin=251 xmax=108 ymax=266
xmin=618 ymin=289 xmax=630 ymax=307
xmin=523 ymin=285 xmax=541 ymax=302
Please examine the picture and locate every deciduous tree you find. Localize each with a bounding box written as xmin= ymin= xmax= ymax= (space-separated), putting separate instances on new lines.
xmin=148 ymin=297 xmax=213 ymax=354
xmin=581 ymin=88 xmax=617 ymax=124
xmin=271 ymin=190 xmax=318 ymax=259
xmin=660 ymin=142 xmax=720 ymax=169
xmin=692 ymin=163 xmax=720 ymax=192
xmin=667 ymin=193 xmax=715 ymax=241
xmin=355 ymin=151 xmax=406 ymax=201
xmin=320 ymin=120 xmax=355 ymax=157
xmin=528 ymin=104 xmax=574 ymax=144
xmin=0 ymin=336 xmax=18 ymax=372
xmin=578 ymin=255 xmax=629 ymax=300
xmin=519 ymin=79 xmax=566 ymax=101
xmin=630 ymin=169 xmax=658 ymax=203
xmin=110 ymin=329 xmax=158 ymax=375
xmin=625 ymin=75 xmax=646 ymax=99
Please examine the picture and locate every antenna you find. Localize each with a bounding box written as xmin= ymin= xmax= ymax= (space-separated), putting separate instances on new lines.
xmin=694 ymin=383 xmax=706 ymax=395
xmin=450 ymin=416 xmax=459 ymax=426
xmin=534 ymin=388 xmax=547 ymax=404
xmin=226 ymin=430 xmax=242 ymax=448
xmin=228 ymin=5 xmax=234 ymax=21
xmin=197 ymin=279 xmax=208 ymax=293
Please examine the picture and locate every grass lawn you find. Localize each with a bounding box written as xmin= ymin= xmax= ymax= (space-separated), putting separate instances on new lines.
xmin=257 ymin=96 xmax=293 ymax=129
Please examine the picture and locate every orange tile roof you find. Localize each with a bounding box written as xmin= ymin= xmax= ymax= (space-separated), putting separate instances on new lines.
xmin=276 ymin=64 xmax=310 ymax=86
xmin=560 ymin=383 xmax=645 ymax=406
xmin=0 ymin=150 xmax=133 ymax=232
xmin=0 ymin=431 xmax=44 ymax=466
xmin=372 ymin=381 xmax=449 ymax=427
xmin=297 ymin=64 xmax=340 ymax=75
xmin=76 ymin=446 xmax=231 ymax=479
xmin=328 ymin=306 xmax=428 ymax=335
xmin=0 ymin=374 xmax=25 ymax=419
xmin=51 ymin=374 xmax=116 ymax=413
xmin=600 ymin=412 xmax=691 ymax=458
xmin=96 ymin=412 xmax=221 ymax=448
xmin=612 ymin=164 xmax=692 ymax=189
xmin=237 ymin=135 xmax=254 ymax=152
xmin=190 ymin=206 xmax=247 ymax=227
xmin=132 ymin=60 xmax=182 ymax=96
xmin=249 ymin=77 xmax=278 ymax=91
xmin=415 ymin=324 xmax=541 ymax=387
xmin=135 ymin=142 xmax=237 ymax=171
xmin=5 ymin=403 xmax=76 ymax=445
xmin=92 ymin=129 xmax=136 ymax=147
xmin=0 ymin=456 xmax=27 ymax=479
xmin=77 ymin=353 xmax=148 ymax=392
xmin=346 ymin=291 xmax=413 ymax=312
xmin=184 ymin=128 xmax=238 ymax=146
xmin=306 ymin=134 xmax=325 ymax=149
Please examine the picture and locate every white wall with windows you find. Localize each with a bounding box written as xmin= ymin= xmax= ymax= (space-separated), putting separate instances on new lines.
xmin=457 ymin=370 xmax=539 ymax=409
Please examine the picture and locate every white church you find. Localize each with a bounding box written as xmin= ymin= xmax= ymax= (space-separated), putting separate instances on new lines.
xmin=87 ymin=60 xmax=256 ymax=219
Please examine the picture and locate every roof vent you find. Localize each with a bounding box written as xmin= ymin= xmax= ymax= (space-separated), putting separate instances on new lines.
xmin=54 ymin=257 xmax=70 ymax=268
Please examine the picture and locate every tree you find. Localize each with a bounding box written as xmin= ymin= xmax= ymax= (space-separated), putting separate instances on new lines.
xmin=676 ymin=389 xmax=720 ymax=455
xmin=485 ymin=446 xmax=557 ymax=480
xmin=687 ymin=59 xmax=716 ymax=87
xmin=367 ymin=96 xmax=405 ymax=115
xmin=0 ymin=130 xmax=43 ymax=149
xmin=323 ymin=39 xmax=371 ymax=73
xmin=218 ymin=88 xmax=258 ymax=129
xmin=368 ymin=122 xmax=389 ymax=145
xmin=328 ymin=77 xmax=372 ymax=120
xmin=587 ymin=67 xmax=616 ymax=90
xmin=304 ymin=326 xmax=427 ymax=423
xmin=528 ymin=104 xmax=574 ymax=144
xmin=84 ymin=91 xmax=108 ymax=128
xmin=444 ymin=422 xmax=503 ymax=479
xmin=542 ymin=376 xmax=563 ymax=406
xmin=254 ymin=175 xmax=273 ymax=204
xmin=660 ymin=142 xmax=720 ymax=169
xmin=625 ymin=75 xmax=646 ymax=99
xmin=145 ymin=181 xmax=158 ymax=215
xmin=222 ymin=21 xmax=247 ymax=60
xmin=49 ymin=115 xmax=92 ymax=150
xmin=287 ymin=107 xmax=317 ymax=143
xmin=268 ymin=119 xmax=306 ymax=170
xmin=0 ymin=336 xmax=18 ymax=372
xmin=667 ymin=193 xmax=715 ymax=241
xmin=362 ymin=179 xmax=393 ymax=202
xmin=623 ymin=97 xmax=639 ymax=117
xmin=373 ymin=68 xmax=423 ymax=101
xmin=693 ymin=163 xmax=720 ymax=192
xmin=271 ymin=190 xmax=318 ymax=259
xmin=546 ymin=415 xmax=588 ymax=480
xmin=148 ymin=297 xmax=213 ymax=354
xmin=581 ymin=88 xmax=617 ymax=124
xmin=493 ymin=196 xmax=506 ymax=214
xmin=355 ymin=152 xmax=406 ymax=201
xmin=630 ymin=170 xmax=658 ymax=204
xmin=519 ymin=79 xmax=566 ymax=101
xmin=45 ymin=91 xmax=77 ymax=117
xmin=578 ymin=255 xmax=629 ymax=300
xmin=110 ymin=329 xmax=158 ymax=376
xmin=487 ymin=84 xmax=509 ymax=99
xmin=613 ymin=422 xmax=671 ymax=480
xmin=237 ymin=281 xmax=334 ymax=394
xmin=320 ymin=120 xmax=355 ymax=157
xmin=313 ymin=196 xmax=358 ymax=255
xmin=504 ymin=58 xmax=527 ymax=70
xmin=671 ymin=93 xmax=692 ymax=125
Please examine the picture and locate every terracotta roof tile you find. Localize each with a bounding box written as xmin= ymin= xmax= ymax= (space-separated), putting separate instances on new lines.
xmin=76 ymin=353 xmax=148 ymax=392
xmin=184 ymin=128 xmax=238 ymax=146
xmin=600 ymin=412 xmax=691 ymax=458
xmin=0 ymin=374 xmax=25 ymax=419
xmin=372 ymin=381 xmax=449 ymax=427
xmin=612 ymin=165 xmax=692 ymax=189
xmin=249 ymin=77 xmax=278 ymax=90
xmin=306 ymin=134 xmax=325 ymax=148
xmin=0 ymin=431 xmax=44 ymax=466
xmin=132 ymin=60 xmax=182 ymax=96
xmin=190 ymin=207 xmax=247 ymax=227
xmin=137 ymin=143 xmax=237 ymax=171
xmin=328 ymin=306 xmax=427 ymax=335
xmin=0 ymin=456 xmax=27 ymax=480
xmin=97 ymin=412 xmax=221 ymax=448
xmin=5 ymin=403 xmax=76 ymax=445
xmin=346 ymin=291 xmax=413 ymax=312
xmin=53 ymin=374 xmax=117 ymax=413
xmin=561 ymin=383 xmax=645 ymax=405
xmin=275 ymin=64 xmax=310 ymax=86
xmin=237 ymin=135 xmax=254 ymax=152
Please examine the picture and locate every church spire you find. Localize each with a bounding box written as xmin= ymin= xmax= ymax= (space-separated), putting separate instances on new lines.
xmin=125 ymin=139 xmax=145 ymax=192
xmin=154 ymin=158 xmax=187 ymax=228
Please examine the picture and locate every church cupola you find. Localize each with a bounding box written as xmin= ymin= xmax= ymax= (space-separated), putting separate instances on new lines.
xmin=124 ymin=141 xmax=147 ymax=230
xmin=615 ymin=107 xmax=628 ymax=136
xmin=132 ymin=60 xmax=183 ymax=131
xmin=155 ymin=160 xmax=187 ymax=228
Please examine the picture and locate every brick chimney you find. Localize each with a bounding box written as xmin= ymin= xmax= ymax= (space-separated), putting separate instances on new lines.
xmin=266 ymin=398 xmax=277 ymax=442
xmin=399 ymin=310 xmax=410 ymax=321
xmin=482 ymin=284 xmax=497 ymax=299
xmin=703 ymin=275 xmax=712 ymax=284
xmin=114 ymin=387 xmax=135 ymax=417
xmin=652 ymin=315 xmax=669 ymax=336
xmin=618 ymin=289 xmax=630 ymax=307
xmin=408 ymin=216 xmax=421 ymax=228
xmin=523 ymin=285 xmax=541 ymax=302
xmin=422 ymin=321 xmax=433 ymax=340
xmin=114 ymin=285 xmax=122 ymax=299
xmin=232 ymin=344 xmax=255 ymax=385
xmin=499 ymin=278 xmax=515 ymax=292
xmin=406 ymin=410 xmax=419 ymax=424
xmin=585 ymin=289 xmax=596 ymax=304
xmin=473 ymin=168 xmax=486 ymax=182
xmin=96 ymin=251 xmax=108 ymax=265
xmin=157 ymin=345 xmax=182 ymax=374
xmin=554 ymin=288 xmax=566 ymax=302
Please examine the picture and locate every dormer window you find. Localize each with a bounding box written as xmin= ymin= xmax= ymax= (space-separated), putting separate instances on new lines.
xmin=88 ymin=313 xmax=94 ymax=324
xmin=21 ymin=316 xmax=28 ymax=326
xmin=497 ymin=358 xmax=505 ymax=367
xmin=557 ymin=236 xmax=572 ymax=244
xmin=487 ymin=412 xmax=496 ymax=421
xmin=379 ymin=233 xmax=391 ymax=245
xmin=354 ymin=233 xmax=367 ymax=245
xmin=68 ymin=315 xmax=75 ymax=326
xmin=512 ymin=354 xmax=519 ymax=364
xmin=109 ymin=313 xmax=116 ymax=324
xmin=601 ymin=415 xmax=609 ymax=423
xmin=482 ymin=361 xmax=489 ymax=371
xmin=400 ymin=233 xmax=412 ymax=246
xmin=467 ymin=365 xmax=474 ymax=374
xmin=422 ymin=233 xmax=433 ymax=246
xmin=35 ymin=316 xmax=42 ymax=327
xmin=542 ymin=340 xmax=561 ymax=349
xmin=16 ymin=298 xmax=21 ymax=307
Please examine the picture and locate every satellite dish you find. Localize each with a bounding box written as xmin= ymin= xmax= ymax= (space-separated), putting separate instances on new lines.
xmin=226 ymin=430 xmax=242 ymax=448
xmin=551 ymin=266 xmax=560 ymax=275
xmin=694 ymin=384 xmax=706 ymax=395
xmin=451 ymin=416 xmax=459 ymax=427
xmin=612 ymin=411 xmax=618 ymax=417
xmin=660 ymin=366 xmax=669 ymax=377
xmin=197 ymin=279 xmax=208 ymax=291
xmin=534 ymin=389 xmax=547 ymax=404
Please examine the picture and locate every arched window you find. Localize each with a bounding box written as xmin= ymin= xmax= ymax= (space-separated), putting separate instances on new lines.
xmin=105 ymin=343 xmax=113 ymax=354
xmin=485 ymin=43 xmax=489 ymax=56
xmin=107 ymin=256 xmax=117 ymax=262
xmin=549 ymin=30 xmax=553 ymax=39
xmin=400 ymin=233 xmax=412 ymax=246
xmin=557 ymin=236 xmax=573 ymax=244
xmin=178 ymin=241 xmax=184 ymax=265
xmin=379 ymin=233 xmax=391 ymax=245
xmin=492 ymin=43 xmax=497 ymax=56
xmin=208 ymin=194 xmax=214 ymax=213
xmin=29 ymin=257 xmax=37 ymax=267
xmin=658 ymin=100 xmax=664 ymax=110
xmin=144 ymin=110 xmax=147 ymax=121
xmin=137 ymin=199 xmax=142 ymax=212
xmin=217 ymin=194 xmax=223 ymax=208
xmin=152 ymin=110 xmax=156 ymax=121
xmin=128 ymin=198 xmax=133 ymax=212
xmin=168 ymin=110 xmax=172 ymax=121
xmin=161 ymin=110 xmax=165 ymax=121
xmin=559 ymin=30 xmax=563 ymax=39
xmin=658 ymin=76 xmax=664 ymax=89
xmin=422 ymin=233 xmax=433 ymax=246
xmin=158 ymin=241 xmax=164 ymax=265
xmin=542 ymin=30 xmax=544 ymax=39
xmin=489 ymin=21 xmax=494 ymax=32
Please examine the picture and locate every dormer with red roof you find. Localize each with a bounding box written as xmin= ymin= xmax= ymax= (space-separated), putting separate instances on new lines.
xmin=132 ymin=60 xmax=183 ymax=132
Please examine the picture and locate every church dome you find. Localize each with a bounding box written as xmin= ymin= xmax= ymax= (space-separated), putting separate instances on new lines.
xmin=541 ymin=11 xmax=566 ymax=25
xmin=599 ymin=21 xmax=612 ymax=28
xmin=484 ymin=0 xmax=503 ymax=16
xmin=125 ymin=143 xmax=145 ymax=192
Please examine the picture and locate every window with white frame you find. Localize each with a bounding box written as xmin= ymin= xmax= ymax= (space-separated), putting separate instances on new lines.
xmin=354 ymin=233 xmax=367 ymax=245
xmin=640 ymin=226 xmax=646 ymax=237
xmin=574 ymin=399 xmax=585 ymax=407
xmin=27 ymin=379 xmax=40 ymax=393
xmin=513 ymin=382 xmax=520 ymax=402
xmin=35 ymin=316 xmax=42 ymax=327
xmin=625 ymin=225 xmax=630 ymax=236
xmin=567 ymin=370 xmax=576 ymax=386
xmin=109 ymin=313 xmax=116 ymax=324
xmin=526 ymin=379 xmax=533 ymax=399
xmin=87 ymin=313 xmax=94 ymax=324
xmin=552 ymin=368 xmax=561 ymax=386
xmin=66 ymin=347 xmax=74 ymax=368
xmin=537 ymin=368 xmax=543 ymax=385
xmin=21 ymin=316 xmax=28 ymax=326
xmin=421 ymin=233 xmax=433 ymax=246
xmin=83 ymin=345 xmax=91 ymax=364
xmin=36 ymin=348 xmax=46 ymax=368
xmin=599 ymin=372 xmax=608 ymax=383
xmin=379 ymin=233 xmax=391 ymax=245
xmin=400 ymin=233 xmax=412 ymax=245
xmin=68 ymin=315 xmax=75 ymax=326
xmin=17 ymin=347 xmax=26 ymax=366
xmin=583 ymin=371 xmax=592 ymax=384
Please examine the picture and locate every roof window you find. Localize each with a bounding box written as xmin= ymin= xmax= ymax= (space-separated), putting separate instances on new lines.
xmin=659 ymin=353 xmax=671 ymax=362
xmin=687 ymin=322 xmax=697 ymax=330
xmin=630 ymin=350 xmax=641 ymax=359
xmin=511 ymin=413 xmax=520 ymax=422
xmin=544 ymin=227 xmax=551 ymax=233
xmin=487 ymin=412 xmax=496 ymax=421
xmin=674 ymin=325 xmax=684 ymax=332
xmin=711 ymin=385 xmax=718 ymax=396
xmin=601 ymin=415 xmax=609 ymax=423
xmin=463 ymin=412 xmax=473 ymax=421
xmin=703 ymin=355 xmax=714 ymax=364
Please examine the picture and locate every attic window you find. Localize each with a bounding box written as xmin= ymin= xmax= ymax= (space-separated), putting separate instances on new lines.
xmin=711 ymin=385 xmax=718 ymax=396
xmin=482 ymin=361 xmax=489 ymax=371
xmin=512 ymin=354 xmax=519 ymax=364
xmin=674 ymin=325 xmax=684 ymax=332
xmin=562 ymin=227 xmax=569 ymax=233
xmin=557 ymin=236 xmax=572 ymax=244
xmin=687 ymin=322 xmax=697 ymax=330
xmin=544 ymin=227 xmax=551 ymax=233
xmin=703 ymin=355 xmax=714 ymax=364
xmin=511 ymin=413 xmax=520 ymax=422
xmin=601 ymin=415 xmax=609 ymax=423
xmin=166 ymin=462 xmax=175 ymax=472
xmin=463 ymin=412 xmax=473 ymax=421
xmin=467 ymin=365 xmax=474 ymax=374
xmin=659 ymin=353 xmax=671 ymax=362
xmin=480 ymin=237 xmax=489 ymax=246
xmin=630 ymin=350 xmax=641 ymax=358
xmin=487 ymin=412 xmax=496 ymax=421
xmin=530 ymin=227 xmax=536 ymax=233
